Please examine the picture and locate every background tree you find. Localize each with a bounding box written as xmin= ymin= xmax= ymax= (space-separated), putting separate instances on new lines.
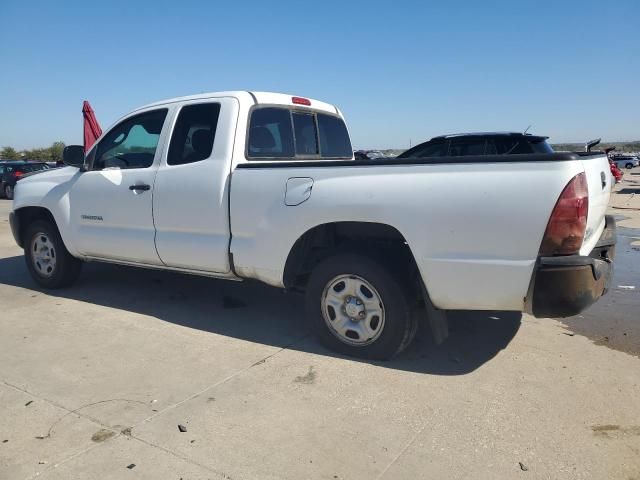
xmin=1 ymin=146 xmax=20 ymax=160
xmin=49 ymin=141 xmax=65 ymax=162
xmin=22 ymin=148 xmax=50 ymax=161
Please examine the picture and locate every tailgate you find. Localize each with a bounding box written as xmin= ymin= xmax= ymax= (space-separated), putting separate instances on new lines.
xmin=580 ymin=154 xmax=612 ymax=255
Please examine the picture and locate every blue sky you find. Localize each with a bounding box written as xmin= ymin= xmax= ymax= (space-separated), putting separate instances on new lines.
xmin=1 ymin=0 xmax=638 ymax=150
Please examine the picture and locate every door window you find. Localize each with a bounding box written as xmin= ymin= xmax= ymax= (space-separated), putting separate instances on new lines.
xmin=448 ymin=138 xmax=486 ymax=156
xmin=93 ymin=109 xmax=168 ymax=170
xmin=168 ymin=103 xmax=221 ymax=165
xmin=495 ymin=137 xmax=534 ymax=154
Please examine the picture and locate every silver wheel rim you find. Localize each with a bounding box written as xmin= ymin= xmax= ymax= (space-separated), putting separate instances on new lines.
xmin=6 ymin=185 xmax=13 ymax=197
xmin=30 ymin=232 xmax=57 ymax=278
xmin=321 ymin=274 xmax=385 ymax=346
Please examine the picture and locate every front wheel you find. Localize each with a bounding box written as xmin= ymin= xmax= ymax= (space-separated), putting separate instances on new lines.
xmin=4 ymin=184 xmax=14 ymax=200
xmin=626 ymin=163 xmax=634 ymax=170
xmin=24 ymin=220 xmax=82 ymax=289
xmin=305 ymin=253 xmax=417 ymax=360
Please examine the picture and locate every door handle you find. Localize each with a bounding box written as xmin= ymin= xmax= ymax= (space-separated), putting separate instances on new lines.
xmin=129 ymin=184 xmax=150 ymax=191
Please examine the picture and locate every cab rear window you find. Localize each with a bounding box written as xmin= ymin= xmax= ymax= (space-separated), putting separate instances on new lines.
xmin=247 ymin=107 xmax=352 ymax=160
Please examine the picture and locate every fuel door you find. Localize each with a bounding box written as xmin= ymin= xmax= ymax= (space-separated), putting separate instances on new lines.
xmin=285 ymin=177 xmax=314 ymax=206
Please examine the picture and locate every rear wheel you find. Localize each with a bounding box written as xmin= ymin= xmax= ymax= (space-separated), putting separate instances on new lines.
xmin=305 ymin=253 xmax=417 ymax=360
xmin=4 ymin=184 xmax=14 ymax=200
xmin=24 ymin=220 xmax=82 ymax=289
xmin=626 ymin=163 xmax=633 ymax=169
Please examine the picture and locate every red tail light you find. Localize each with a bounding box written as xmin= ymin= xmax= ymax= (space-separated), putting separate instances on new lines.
xmin=14 ymin=171 xmax=24 ymax=178
xmin=539 ymin=172 xmax=589 ymax=256
xmin=292 ymin=96 xmax=311 ymax=106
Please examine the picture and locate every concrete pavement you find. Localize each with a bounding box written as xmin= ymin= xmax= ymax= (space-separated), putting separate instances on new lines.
xmin=1 ymin=199 xmax=639 ymax=480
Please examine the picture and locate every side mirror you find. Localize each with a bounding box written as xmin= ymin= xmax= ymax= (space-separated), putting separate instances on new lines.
xmin=63 ymin=145 xmax=86 ymax=169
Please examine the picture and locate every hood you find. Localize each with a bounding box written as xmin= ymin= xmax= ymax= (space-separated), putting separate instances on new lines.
xmin=13 ymin=166 xmax=82 ymax=209
xmin=18 ymin=166 xmax=79 ymax=185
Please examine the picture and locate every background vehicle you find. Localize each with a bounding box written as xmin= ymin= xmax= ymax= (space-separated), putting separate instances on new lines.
xmin=9 ymin=92 xmax=616 ymax=359
xmin=353 ymin=150 xmax=387 ymax=160
xmin=0 ymin=161 xmax=49 ymax=199
xmin=397 ymin=132 xmax=554 ymax=158
xmin=611 ymin=155 xmax=639 ymax=170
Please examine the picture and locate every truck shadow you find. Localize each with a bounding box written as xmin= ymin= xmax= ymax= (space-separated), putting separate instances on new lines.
xmin=0 ymin=255 xmax=520 ymax=375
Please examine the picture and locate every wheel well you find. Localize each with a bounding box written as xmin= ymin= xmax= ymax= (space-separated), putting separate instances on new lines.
xmin=283 ymin=222 xmax=421 ymax=292
xmin=14 ymin=207 xmax=57 ymax=248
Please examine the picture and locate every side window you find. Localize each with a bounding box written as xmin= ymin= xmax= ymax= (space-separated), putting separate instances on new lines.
xmin=248 ymin=107 xmax=294 ymax=158
xmin=495 ymin=138 xmax=534 ymax=155
xmin=317 ymin=113 xmax=352 ymax=158
xmin=93 ymin=109 xmax=167 ymax=170
xmin=448 ymin=138 xmax=486 ymax=156
xmin=168 ymin=103 xmax=220 ymax=166
xmin=293 ymin=112 xmax=318 ymax=155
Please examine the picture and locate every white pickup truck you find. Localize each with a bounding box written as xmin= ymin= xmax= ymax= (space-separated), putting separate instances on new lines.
xmin=9 ymin=91 xmax=616 ymax=359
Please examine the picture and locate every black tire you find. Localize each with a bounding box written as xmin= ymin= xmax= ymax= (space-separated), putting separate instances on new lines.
xmin=24 ymin=220 xmax=82 ymax=289
xmin=626 ymin=163 xmax=633 ymax=170
xmin=305 ymin=253 xmax=417 ymax=360
xmin=4 ymin=184 xmax=14 ymax=200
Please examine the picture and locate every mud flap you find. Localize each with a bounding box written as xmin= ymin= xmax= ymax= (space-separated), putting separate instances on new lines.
xmin=420 ymin=280 xmax=449 ymax=344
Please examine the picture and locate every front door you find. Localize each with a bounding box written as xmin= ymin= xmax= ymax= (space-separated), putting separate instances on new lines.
xmin=69 ymin=108 xmax=171 ymax=264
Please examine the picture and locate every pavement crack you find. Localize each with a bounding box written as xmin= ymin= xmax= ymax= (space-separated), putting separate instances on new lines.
xmin=128 ymin=433 xmax=235 ymax=479
xmin=375 ymin=405 xmax=435 ymax=480
xmin=40 ymin=398 xmax=148 ymax=440
xmin=136 ymin=334 xmax=310 ymax=427
xmin=1 ymin=380 xmax=128 ymax=438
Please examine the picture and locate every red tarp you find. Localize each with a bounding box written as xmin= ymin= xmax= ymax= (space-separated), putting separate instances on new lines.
xmin=82 ymin=100 xmax=102 ymax=153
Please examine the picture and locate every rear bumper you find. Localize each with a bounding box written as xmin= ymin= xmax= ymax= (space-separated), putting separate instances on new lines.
xmin=526 ymin=215 xmax=616 ymax=318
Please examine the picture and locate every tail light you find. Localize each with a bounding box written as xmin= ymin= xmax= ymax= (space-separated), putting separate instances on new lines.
xmin=14 ymin=171 xmax=24 ymax=179
xmin=539 ymin=172 xmax=589 ymax=256
xmin=292 ymin=96 xmax=311 ymax=106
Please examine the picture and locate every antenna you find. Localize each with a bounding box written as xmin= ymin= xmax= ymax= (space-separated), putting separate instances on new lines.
xmin=523 ymin=125 xmax=532 ymax=135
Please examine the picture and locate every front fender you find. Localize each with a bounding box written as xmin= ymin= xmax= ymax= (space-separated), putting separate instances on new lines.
xmin=13 ymin=167 xmax=82 ymax=256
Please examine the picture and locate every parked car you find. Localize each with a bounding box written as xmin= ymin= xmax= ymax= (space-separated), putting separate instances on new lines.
xmin=9 ymin=91 xmax=616 ymax=359
xmin=611 ymin=156 xmax=639 ymax=170
xmin=397 ymin=132 xmax=555 ymax=158
xmin=0 ymin=161 xmax=49 ymax=199
xmin=353 ymin=150 xmax=387 ymax=160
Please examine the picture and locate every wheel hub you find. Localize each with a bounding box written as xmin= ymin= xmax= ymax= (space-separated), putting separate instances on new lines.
xmin=344 ymin=296 xmax=366 ymax=320
xmin=30 ymin=233 xmax=56 ymax=277
xmin=321 ymin=274 xmax=385 ymax=347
